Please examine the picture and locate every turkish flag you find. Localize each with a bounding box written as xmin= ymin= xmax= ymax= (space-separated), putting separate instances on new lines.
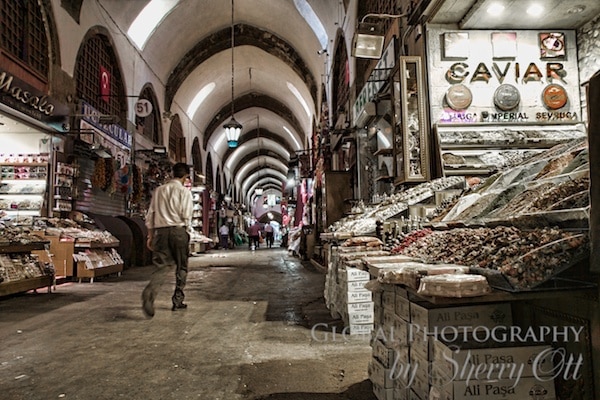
xmin=100 ymin=65 xmax=110 ymax=102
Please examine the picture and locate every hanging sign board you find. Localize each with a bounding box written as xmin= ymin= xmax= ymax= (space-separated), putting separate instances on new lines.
xmin=135 ymin=99 xmax=153 ymax=117
xmin=80 ymin=101 xmax=132 ymax=148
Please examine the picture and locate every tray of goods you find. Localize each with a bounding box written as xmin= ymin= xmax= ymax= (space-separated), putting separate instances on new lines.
xmin=470 ymin=232 xmax=589 ymax=291
xmin=378 ymin=262 xmax=470 ymax=289
xmin=417 ymin=273 xmax=491 ymax=298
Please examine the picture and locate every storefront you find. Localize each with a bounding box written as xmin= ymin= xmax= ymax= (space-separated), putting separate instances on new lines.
xmin=322 ymin=13 xmax=600 ymax=400
xmin=0 ymin=68 xmax=126 ymax=293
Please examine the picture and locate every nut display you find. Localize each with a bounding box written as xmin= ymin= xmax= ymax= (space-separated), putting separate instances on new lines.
xmin=392 ymin=226 xmax=588 ymax=290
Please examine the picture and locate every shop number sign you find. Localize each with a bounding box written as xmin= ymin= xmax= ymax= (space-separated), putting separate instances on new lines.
xmin=135 ymin=99 xmax=153 ymax=117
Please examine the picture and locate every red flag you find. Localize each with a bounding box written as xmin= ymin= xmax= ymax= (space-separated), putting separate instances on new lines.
xmin=100 ymin=65 xmax=110 ymax=102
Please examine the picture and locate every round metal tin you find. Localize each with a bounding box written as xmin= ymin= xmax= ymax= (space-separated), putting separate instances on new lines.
xmin=542 ymin=84 xmax=568 ymax=110
xmin=445 ymin=84 xmax=473 ymax=111
xmin=493 ymin=84 xmax=520 ymax=111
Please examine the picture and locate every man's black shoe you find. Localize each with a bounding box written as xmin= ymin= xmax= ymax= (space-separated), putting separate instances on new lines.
xmin=172 ymin=303 xmax=188 ymax=311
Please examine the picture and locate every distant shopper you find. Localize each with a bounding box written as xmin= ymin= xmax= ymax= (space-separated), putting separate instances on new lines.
xmin=247 ymin=221 xmax=261 ymax=249
xmin=219 ymin=223 xmax=230 ymax=250
xmin=142 ymin=162 xmax=193 ymax=318
xmin=264 ymin=222 xmax=274 ymax=248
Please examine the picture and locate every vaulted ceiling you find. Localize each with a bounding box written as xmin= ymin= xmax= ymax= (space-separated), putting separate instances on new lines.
xmin=92 ymin=0 xmax=343 ymax=204
xmin=68 ymin=0 xmax=599 ymax=205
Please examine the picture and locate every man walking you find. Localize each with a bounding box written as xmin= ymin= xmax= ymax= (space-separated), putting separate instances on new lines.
xmin=219 ymin=223 xmax=229 ymax=250
xmin=142 ymin=162 xmax=193 ymax=318
xmin=264 ymin=222 xmax=274 ymax=248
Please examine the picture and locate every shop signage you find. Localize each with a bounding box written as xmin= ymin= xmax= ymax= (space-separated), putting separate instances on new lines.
xmin=432 ymin=29 xmax=581 ymax=124
xmin=440 ymin=110 xmax=578 ymax=123
xmin=0 ymin=69 xmax=68 ymax=121
xmin=80 ymin=101 xmax=132 ymax=148
xmin=446 ymin=61 xmax=566 ymax=85
xmin=352 ymin=39 xmax=396 ymax=124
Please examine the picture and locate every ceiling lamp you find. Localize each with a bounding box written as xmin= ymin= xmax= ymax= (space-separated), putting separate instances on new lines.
xmin=352 ymin=22 xmax=385 ymax=59
xmin=255 ymin=187 xmax=264 ymax=196
xmin=223 ymin=0 xmax=242 ymax=148
xmin=352 ymin=13 xmax=405 ymax=59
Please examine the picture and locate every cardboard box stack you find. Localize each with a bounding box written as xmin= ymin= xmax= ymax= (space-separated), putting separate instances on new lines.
xmin=430 ymin=339 xmax=556 ymax=400
xmin=369 ymin=284 xmax=412 ymax=400
xmin=366 ymin=279 xmax=553 ymax=400
xmin=324 ymin=246 xmax=388 ymax=334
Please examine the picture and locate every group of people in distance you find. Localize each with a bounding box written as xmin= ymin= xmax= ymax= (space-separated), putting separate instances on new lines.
xmin=220 ymin=220 xmax=275 ymax=250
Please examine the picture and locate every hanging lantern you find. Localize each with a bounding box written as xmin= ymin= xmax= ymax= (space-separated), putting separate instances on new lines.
xmin=223 ymin=0 xmax=242 ymax=148
xmin=224 ymin=116 xmax=242 ymax=148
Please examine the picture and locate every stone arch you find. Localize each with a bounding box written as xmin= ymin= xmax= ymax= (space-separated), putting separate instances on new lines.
xmin=168 ymin=114 xmax=185 ymax=162
xmin=203 ymin=93 xmax=303 ymax=150
xmin=74 ymin=26 xmax=128 ymax=123
xmin=206 ymin=152 xmax=214 ymax=190
xmin=136 ymin=83 xmax=163 ymax=145
xmin=191 ymin=137 xmax=203 ymax=183
xmin=165 ymin=23 xmax=318 ymax=112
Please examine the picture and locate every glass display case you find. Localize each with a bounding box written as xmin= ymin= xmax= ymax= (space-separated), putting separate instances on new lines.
xmin=394 ymin=56 xmax=430 ymax=184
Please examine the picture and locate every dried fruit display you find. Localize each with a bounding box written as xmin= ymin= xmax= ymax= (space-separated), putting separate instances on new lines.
xmin=91 ymin=158 xmax=106 ymax=189
xmin=394 ymin=226 xmax=588 ymax=290
xmin=532 ymin=176 xmax=589 ymax=211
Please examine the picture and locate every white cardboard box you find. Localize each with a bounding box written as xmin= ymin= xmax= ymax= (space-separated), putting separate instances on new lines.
xmin=380 ymin=310 xmax=409 ymax=347
xmin=381 ymin=285 xmax=396 ymax=311
xmin=432 ymin=377 xmax=556 ymax=400
xmin=349 ymin=309 xmax=375 ymax=324
xmin=369 ymin=358 xmax=395 ymax=389
xmin=409 ymin=352 xmax=430 ymax=400
xmin=410 ymin=302 xmax=512 ymax=331
xmin=346 ymin=279 xmax=370 ymax=292
xmin=343 ymin=267 xmax=371 ymax=281
xmin=348 ymin=323 xmax=373 ymax=335
xmin=395 ymin=294 xmax=411 ymax=322
xmin=373 ymin=383 xmax=394 ymax=400
xmin=432 ymin=342 xmax=554 ymax=380
xmin=347 ymin=290 xmax=373 ymax=303
xmin=347 ymin=301 xmax=374 ymax=313
xmin=393 ymin=387 xmax=409 ymax=400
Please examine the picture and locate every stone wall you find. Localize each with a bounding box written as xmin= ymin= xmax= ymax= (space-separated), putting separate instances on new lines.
xmin=577 ymin=15 xmax=600 ymax=121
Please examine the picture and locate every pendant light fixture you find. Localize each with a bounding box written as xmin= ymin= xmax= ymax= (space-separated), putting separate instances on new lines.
xmin=223 ymin=0 xmax=242 ymax=148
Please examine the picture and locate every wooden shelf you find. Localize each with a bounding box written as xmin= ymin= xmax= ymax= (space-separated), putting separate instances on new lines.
xmin=76 ymin=262 xmax=123 ymax=283
xmin=75 ymin=241 xmax=120 ymax=249
xmin=0 ymin=275 xmax=53 ymax=297
xmin=0 ymin=163 xmax=48 ymax=167
xmin=0 ymin=242 xmax=47 ymax=253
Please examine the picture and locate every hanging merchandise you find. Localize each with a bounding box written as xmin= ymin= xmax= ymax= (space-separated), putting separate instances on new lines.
xmin=91 ymin=158 xmax=107 ymax=190
xmin=104 ymin=158 xmax=115 ymax=194
xmin=116 ymin=165 xmax=132 ymax=194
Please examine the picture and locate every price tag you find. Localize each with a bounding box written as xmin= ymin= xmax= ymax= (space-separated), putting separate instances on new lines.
xmin=135 ymin=99 xmax=153 ymax=117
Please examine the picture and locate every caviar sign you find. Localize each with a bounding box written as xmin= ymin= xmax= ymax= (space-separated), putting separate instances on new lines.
xmin=431 ymin=29 xmax=581 ymax=123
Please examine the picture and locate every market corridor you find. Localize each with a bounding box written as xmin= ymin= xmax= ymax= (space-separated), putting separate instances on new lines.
xmin=0 ymin=247 xmax=375 ymax=400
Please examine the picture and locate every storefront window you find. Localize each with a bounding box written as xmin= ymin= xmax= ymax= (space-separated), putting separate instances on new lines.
xmin=75 ymin=33 xmax=126 ymax=123
xmin=0 ymin=0 xmax=49 ymax=77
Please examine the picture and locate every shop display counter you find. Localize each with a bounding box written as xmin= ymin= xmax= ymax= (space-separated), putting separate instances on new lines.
xmin=0 ymin=242 xmax=53 ymax=297
xmin=74 ymin=241 xmax=123 ymax=283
